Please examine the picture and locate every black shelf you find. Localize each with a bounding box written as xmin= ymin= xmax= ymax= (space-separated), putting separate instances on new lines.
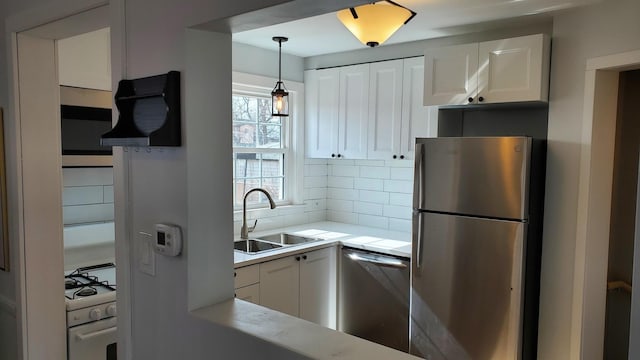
xmin=101 ymin=71 xmax=181 ymax=147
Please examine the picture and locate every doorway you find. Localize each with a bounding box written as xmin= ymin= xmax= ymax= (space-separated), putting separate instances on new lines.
xmin=573 ymin=50 xmax=640 ymax=359
xmin=9 ymin=5 xmax=120 ymax=359
xmin=603 ymin=69 xmax=640 ymax=359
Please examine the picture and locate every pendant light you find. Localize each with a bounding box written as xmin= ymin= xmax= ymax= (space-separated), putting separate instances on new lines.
xmin=271 ymin=36 xmax=289 ymax=117
xmin=337 ymin=1 xmax=416 ymax=48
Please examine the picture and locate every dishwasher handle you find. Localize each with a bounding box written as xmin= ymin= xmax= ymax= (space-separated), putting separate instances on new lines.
xmin=346 ymin=251 xmax=407 ymax=269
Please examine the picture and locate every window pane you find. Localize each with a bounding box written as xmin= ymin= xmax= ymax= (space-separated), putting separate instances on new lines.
xmin=234 ymin=178 xmax=261 ymax=205
xmin=234 ymin=153 xmax=259 ymax=178
xmin=261 ymin=153 xmax=284 ymax=177
xmin=257 ymin=124 xmax=282 ymax=148
xmin=262 ymin=177 xmax=284 ymax=201
xmin=233 ymin=123 xmax=256 ymax=148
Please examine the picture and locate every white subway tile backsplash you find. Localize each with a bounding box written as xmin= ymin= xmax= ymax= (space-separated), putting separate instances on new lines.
xmin=328 ymin=159 xmax=355 ymax=166
xmin=383 ymin=204 xmax=412 ymax=220
xmin=389 ymin=218 xmax=411 ymax=233
xmin=63 ymin=186 xmax=104 ymax=206
xmin=359 ymin=190 xmax=389 ymax=204
xmin=327 ymin=199 xmax=354 ymax=213
xmin=328 ymin=176 xmax=354 ymax=189
xmin=327 ymin=188 xmax=358 ymax=201
xmin=305 ymin=164 xmax=328 ymax=176
xmin=358 ymin=214 xmax=389 ymax=229
xmin=63 ymin=167 xmax=113 ymax=186
xmin=359 ymin=166 xmax=390 ymax=179
xmin=384 ymin=179 xmax=413 ymax=194
xmin=389 ymin=193 xmax=413 ymax=207
xmin=283 ymin=213 xmax=310 ymax=227
xmin=385 ymin=160 xmax=413 ymax=168
xmin=304 ymin=187 xmax=327 ymax=200
xmin=354 ymin=178 xmax=383 ymax=191
xmin=305 ymin=158 xmax=328 ymax=165
xmin=355 ymin=160 xmax=385 ymax=167
xmin=307 ymin=210 xmax=327 ymax=223
xmin=304 ymin=199 xmax=326 ymax=212
xmin=63 ymin=204 xmax=114 ymax=225
xmin=390 ymin=167 xmax=413 ymax=181
xmin=329 ymin=165 xmax=359 ymax=177
xmin=327 ymin=210 xmax=358 ymax=225
xmin=354 ymin=201 xmax=383 ymax=216
xmin=305 ymin=176 xmax=328 ymax=188
xmin=103 ymin=186 xmax=114 ymax=203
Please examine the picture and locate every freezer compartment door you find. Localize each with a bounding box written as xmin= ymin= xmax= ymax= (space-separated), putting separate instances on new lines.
xmin=410 ymin=212 xmax=525 ymax=360
xmin=415 ymin=136 xmax=531 ymax=220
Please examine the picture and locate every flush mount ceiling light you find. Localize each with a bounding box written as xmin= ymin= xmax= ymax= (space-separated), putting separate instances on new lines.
xmin=337 ymin=0 xmax=416 ymax=48
xmin=271 ymin=36 xmax=289 ymax=117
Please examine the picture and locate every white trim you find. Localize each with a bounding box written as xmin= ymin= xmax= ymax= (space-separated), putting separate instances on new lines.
xmin=572 ymin=48 xmax=640 ymax=360
xmin=232 ymin=72 xmax=305 ymax=208
xmin=0 ymin=294 xmax=16 ymax=317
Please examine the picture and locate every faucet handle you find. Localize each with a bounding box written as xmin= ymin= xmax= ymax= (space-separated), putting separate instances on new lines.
xmin=248 ymin=219 xmax=258 ymax=233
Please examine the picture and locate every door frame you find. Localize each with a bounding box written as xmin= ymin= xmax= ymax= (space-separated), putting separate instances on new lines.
xmin=5 ymin=1 xmax=130 ymax=359
xmin=571 ymin=49 xmax=640 ymax=359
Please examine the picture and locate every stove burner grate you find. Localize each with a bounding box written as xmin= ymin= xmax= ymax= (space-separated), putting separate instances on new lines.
xmin=75 ymin=287 xmax=98 ymax=297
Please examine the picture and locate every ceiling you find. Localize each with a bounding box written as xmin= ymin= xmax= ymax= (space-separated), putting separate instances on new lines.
xmin=232 ymin=0 xmax=598 ymax=57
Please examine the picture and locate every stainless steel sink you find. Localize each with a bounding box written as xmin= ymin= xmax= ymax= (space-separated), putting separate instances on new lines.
xmin=256 ymin=232 xmax=320 ymax=245
xmin=234 ymin=239 xmax=283 ymax=254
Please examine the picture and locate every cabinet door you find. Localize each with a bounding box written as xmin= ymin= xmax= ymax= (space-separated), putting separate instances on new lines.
xmin=259 ymin=255 xmax=300 ymax=317
xmin=338 ymin=64 xmax=369 ymax=159
xmin=299 ymin=247 xmax=337 ymax=329
xmin=367 ymin=59 xmax=404 ymax=160
xmin=478 ymin=34 xmax=550 ymax=103
xmin=400 ymin=57 xmax=438 ymax=160
xmin=235 ymin=283 xmax=260 ymax=304
xmin=305 ymin=68 xmax=340 ymax=158
xmin=423 ymin=43 xmax=478 ymax=106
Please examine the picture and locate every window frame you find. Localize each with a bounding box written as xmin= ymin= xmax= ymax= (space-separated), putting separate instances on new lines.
xmin=232 ymin=72 xmax=304 ymax=211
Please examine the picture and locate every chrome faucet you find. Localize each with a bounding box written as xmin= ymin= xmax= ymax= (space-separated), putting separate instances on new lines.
xmin=241 ymin=188 xmax=276 ymax=239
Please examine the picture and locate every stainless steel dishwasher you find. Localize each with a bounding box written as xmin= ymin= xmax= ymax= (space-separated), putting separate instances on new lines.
xmin=339 ymin=246 xmax=410 ymax=353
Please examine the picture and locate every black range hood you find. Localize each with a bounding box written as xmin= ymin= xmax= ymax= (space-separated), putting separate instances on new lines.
xmin=101 ymin=71 xmax=181 ymax=147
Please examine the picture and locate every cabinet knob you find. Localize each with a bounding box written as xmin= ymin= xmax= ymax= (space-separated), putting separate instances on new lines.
xmin=468 ymin=97 xmax=474 ymax=103
xmin=331 ymin=154 xmax=336 ymax=158
xmin=234 ymin=272 xmax=236 ymax=277
xmin=400 ymin=155 xmax=405 ymax=159
xmin=303 ymin=255 xmax=308 ymax=260
xmin=392 ymin=155 xmax=397 ymax=159
xmin=478 ymin=96 xmax=484 ymax=102
xmin=337 ymin=154 xmax=342 ymax=158
xmin=296 ymin=256 xmax=301 ymax=261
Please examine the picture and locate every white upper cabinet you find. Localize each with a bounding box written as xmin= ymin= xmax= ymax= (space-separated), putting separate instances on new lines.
xmin=338 ymin=64 xmax=370 ymax=159
xmin=423 ymin=34 xmax=550 ymax=106
xmin=478 ymin=34 xmax=550 ymax=103
xmin=367 ymin=59 xmax=404 ymax=160
xmin=423 ymin=43 xmax=478 ymax=106
xmin=400 ymin=57 xmax=438 ymax=160
xmin=368 ymin=57 xmax=437 ymax=161
xmin=305 ymin=64 xmax=369 ymax=159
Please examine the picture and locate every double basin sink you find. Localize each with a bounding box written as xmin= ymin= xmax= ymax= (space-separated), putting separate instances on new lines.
xmin=234 ymin=232 xmax=321 ymax=254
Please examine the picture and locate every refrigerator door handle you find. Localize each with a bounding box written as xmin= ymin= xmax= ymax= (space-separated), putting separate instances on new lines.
xmin=413 ymin=142 xmax=425 ymax=270
xmin=413 ymin=143 xmax=424 ymax=210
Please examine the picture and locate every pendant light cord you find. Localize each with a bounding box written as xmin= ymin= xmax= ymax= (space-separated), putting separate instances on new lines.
xmin=278 ymin=39 xmax=282 ymax=84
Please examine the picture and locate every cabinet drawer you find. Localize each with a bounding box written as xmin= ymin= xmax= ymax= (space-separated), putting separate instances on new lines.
xmin=234 ymin=264 xmax=259 ymax=289
xmin=235 ymin=283 xmax=260 ymax=304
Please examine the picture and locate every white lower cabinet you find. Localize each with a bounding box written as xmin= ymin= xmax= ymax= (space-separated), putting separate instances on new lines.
xmin=235 ymin=283 xmax=260 ymax=304
xmin=234 ymin=264 xmax=260 ymax=304
xmin=257 ymin=247 xmax=337 ymax=328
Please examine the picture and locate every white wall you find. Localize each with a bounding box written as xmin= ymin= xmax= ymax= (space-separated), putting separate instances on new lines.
xmin=539 ymin=1 xmax=640 ymax=359
xmin=233 ymin=42 xmax=305 ymax=82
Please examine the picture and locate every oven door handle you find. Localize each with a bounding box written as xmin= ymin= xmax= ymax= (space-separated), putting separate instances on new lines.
xmin=76 ymin=326 xmax=116 ymax=341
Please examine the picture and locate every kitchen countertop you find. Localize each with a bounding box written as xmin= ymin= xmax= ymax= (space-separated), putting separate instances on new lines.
xmin=233 ymin=221 xmax=412 ymax=267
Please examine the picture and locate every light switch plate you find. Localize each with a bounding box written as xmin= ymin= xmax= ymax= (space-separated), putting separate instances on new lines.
xmin=138 ymin=231 xmax=155 ymax=276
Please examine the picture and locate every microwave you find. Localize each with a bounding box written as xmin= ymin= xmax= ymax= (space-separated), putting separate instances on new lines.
xmin=60 ymin=86 xmax=113 ymax=167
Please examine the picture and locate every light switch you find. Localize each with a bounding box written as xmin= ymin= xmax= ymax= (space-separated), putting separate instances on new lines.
xmin=138 ymin=231 xmax=155 ymax=276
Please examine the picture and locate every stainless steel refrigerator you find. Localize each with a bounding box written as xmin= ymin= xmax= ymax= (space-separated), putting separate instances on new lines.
xmin=410 ymin=136 xmax=545 ymax=360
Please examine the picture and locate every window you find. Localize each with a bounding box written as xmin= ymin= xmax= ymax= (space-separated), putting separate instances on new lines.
xmin=232 ymin=92 xmax=288 ymax=208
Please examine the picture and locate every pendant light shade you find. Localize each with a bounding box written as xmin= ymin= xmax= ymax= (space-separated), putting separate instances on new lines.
xmin=272 ymin=36 xmax=289 ymax=117
xmin=337 ymin=1 xmax=416 ymax=48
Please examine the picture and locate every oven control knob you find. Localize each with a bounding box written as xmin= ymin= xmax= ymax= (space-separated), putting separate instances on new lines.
xmin=89 ymin=308 xmax=102 ymax=321
xmin=106 ymin=304 xmax=117 ymax=317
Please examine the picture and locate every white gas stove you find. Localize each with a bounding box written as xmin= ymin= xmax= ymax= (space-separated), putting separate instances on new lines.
xmin=64 ymin=263 xmax=117 ymax=360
